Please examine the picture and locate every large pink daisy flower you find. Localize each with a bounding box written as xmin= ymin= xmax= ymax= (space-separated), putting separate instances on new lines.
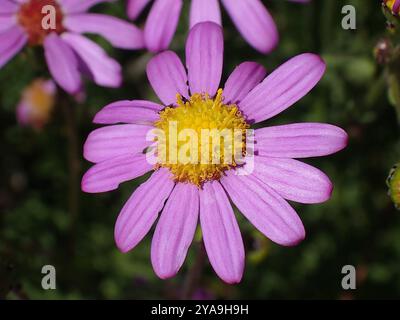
xmin=127 ymin=0 xmax=310 ymax=54
xmin=82 ymin=22 xmax=347 ymax=283
xmin=0 ymin=0 xmax=144 ymax=93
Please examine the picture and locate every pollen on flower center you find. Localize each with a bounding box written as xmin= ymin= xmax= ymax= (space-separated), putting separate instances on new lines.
xmin=18 ymin=0 xmax=65 ymax=46
xmin=154 ymin=89 xmax=250 ymax=187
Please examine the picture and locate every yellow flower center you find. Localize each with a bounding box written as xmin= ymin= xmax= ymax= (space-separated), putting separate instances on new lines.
xmin=18 ymin=0 xmax=65 ymax=46
xmin=154 ymin=89 xmax=249 ymax=186
xmin=27 ymin=80 xmax=55 ymax=115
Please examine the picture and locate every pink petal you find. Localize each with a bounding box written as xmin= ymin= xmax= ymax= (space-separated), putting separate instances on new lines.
xmin=0 ymin=26 xmax=27 ymax=69
xmin=43 ymin=33 xmax=81 ymax=94
xmin=186 ymin=22 xmax=223 ymax=96
xmin=394 ymin=0 xmax=400 ymax=12
xmin=199 ymin=181 xmax=244 ymax=284
xmin=190 ymin=0 xmax=222 ymax=29
xmin=115 ymin=168 xmax=174 ymax=253
xmin=223 ymin=61 xmax=266 ymax=105
xmin=147 ymin=50 xmax=189 ymax=106
xmin=221 ymin=0 xmax=278 ymax=54
xmin=82 ymin=153 xmax=153 ymax=193
xmin=16 ymin=101 xmax=30 ymax=126
xmin=251 ymin=156 xmax=333 ymax=204
xmin=255 ymin=123 xmax=348 ymax=158
xmin=64 ymin=13 xmax=144 ymax=50
xmin=83 ymin=124 xmax=154 ymax=163
xmin=61 ymin=32 xmax=122 ymax=88
xmin=0 ymin=0 xmax=18 ymax=14
xmin=239 ymin=53 xmax=326 ymax=123
xmin=221 ymin=171 xmax=305 ymax=246
xmin=93 ymin=100 xmax=163 ymax=125
xmin=127 ymin=0 xmax=152 ymax=20
xmin=60 ymin=0 xmax=115 ymax=13
xmin=0 ymin=15 xmax=17 ymax=32
xmin=144 ymin=0 xmax=183 ymax=52
xmin=151 ymin=183 xmax=199 ymax=279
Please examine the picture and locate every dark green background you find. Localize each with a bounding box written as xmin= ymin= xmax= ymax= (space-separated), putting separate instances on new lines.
xmin=1 ymin=0 xmax=398 ymax=299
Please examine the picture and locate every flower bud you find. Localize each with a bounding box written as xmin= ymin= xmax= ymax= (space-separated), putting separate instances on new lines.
xmin=387 ymin=163 xmax=400 ymax=209
xmin=374 ymin=38 xmax=393 ymax=64
xmin=16 ymin=79 xmax=56 ymax=130
xmin=384 ymin=0 xmax=400 ymax=15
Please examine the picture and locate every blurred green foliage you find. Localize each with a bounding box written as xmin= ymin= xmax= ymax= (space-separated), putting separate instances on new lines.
xmin=1 ymin=0 xmax=400 ymax=299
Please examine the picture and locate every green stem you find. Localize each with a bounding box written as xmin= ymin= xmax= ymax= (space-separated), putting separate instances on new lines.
xmin=60 ymin=92 xmax=80 ymax=252
xmin=387 ymin=72 xmax=400 ymax=124
xmin=181 ymin=241 xmax=206 ymax=300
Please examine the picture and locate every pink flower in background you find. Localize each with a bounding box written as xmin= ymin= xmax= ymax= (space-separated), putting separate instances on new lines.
xmin=127 ymin=0 xmax=311 ymax=54
xmin=0 ymin=0 xmax=144 ymax=94
xmin=384 ymin=0 xmax=400 ymax=14
xmin=17 ymin=78 xmax=56 ymax=129
xmin=81 ymin=22 xmax=347 ymax=283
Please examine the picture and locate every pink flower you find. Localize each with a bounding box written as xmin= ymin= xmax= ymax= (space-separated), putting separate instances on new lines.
xmin=127 ymin=0 xmax=310 ymax=54
xmin=0 ymin=0 xmax=144 ymax=93
xmin=16 ymin=78 xmax=56 ymax=129
xmin=82 ymin=22 xmax=347 ymax=283
xmin=384 ymin=0 xmax=400 ymax=14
